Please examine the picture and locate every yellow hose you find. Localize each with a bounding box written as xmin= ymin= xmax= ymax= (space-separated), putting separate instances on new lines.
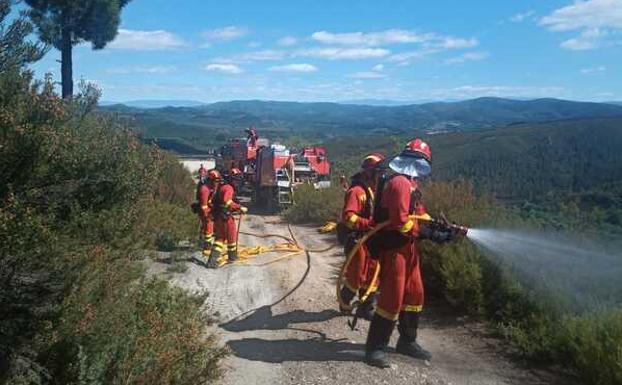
xmin=336 ymin=220 xmax=390 ymax=312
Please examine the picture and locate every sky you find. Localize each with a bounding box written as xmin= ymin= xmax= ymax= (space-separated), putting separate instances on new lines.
xmin=23 ymin=0 xmax=622 ymax=102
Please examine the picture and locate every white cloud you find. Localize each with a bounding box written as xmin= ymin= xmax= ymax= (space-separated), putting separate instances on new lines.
xmin=560 ymin=27 xmax=608 ymax=50
xmin=211 ymin=49 xmax=288 ymax=64
xmin=386 ymin=49 xmax=437 ymax=64
xmin=347 ymin=71 xmax=387 ymax=79
xmin=106 ymin=65 xmax=177 ymax=75
xmin=444 ymin=51 xmax=489 ymax=64
xmin=540 ymin=0 xmax=622 ymax=50
xmin=372 ymin=64 xmax=385 ymax=71
xmin=510 ymin=10 xmax=535 ymax=23
xmin=434 ymin=37 xmax=479 ymax=49
xmin=204 ymin=63 xmax=244 ymax=74
xmin=278 ymin=36 xmax=299 ymax=46
xmin=540 ymin=0 xmax=622 ymax=31
xmin=203 ymin=26 xmax=248 ymax=42
xmin=108 ymin=29 xmax=186 ymax=50
xmin=311 ymin=29 xmax=433 ymax=46
xmin=269 ymin=63 xmax=318 ymax=73
xmin=247 ymin=41 xmax=262 ymax=48
xmin=580 ymin=65 xmax=607 ymax=74
xmin=296 ymin=47 xmax=390 ymax=60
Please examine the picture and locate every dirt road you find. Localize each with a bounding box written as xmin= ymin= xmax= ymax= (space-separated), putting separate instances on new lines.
xmin=150 ymin=214 xmax=568 ymax=385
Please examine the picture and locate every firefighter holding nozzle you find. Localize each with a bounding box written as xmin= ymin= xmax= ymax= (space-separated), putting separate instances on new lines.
xmin=362 ymin=138 xmax=466 ymax=368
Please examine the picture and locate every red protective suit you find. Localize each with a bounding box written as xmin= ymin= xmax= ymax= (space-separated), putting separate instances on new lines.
xmin=341 ymin=183 xmax=379 ymax=294
xmin=197 ymin=183 xmax=214 ymax=252
xmin=212 ymin=183 xmax=241 ymax=256
xmin=375 ymin=175 xmax=427 ymax=321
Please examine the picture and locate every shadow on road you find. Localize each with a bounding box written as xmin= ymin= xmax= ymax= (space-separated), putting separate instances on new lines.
xmin=221 ymin=306 xmax=341 ymax=332
xmin=227 ymin=337 xmax=364 ymax=363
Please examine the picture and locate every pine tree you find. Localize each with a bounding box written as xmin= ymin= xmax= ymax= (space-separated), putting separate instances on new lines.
xmin=25 ymin=0 xmax=131 ymax=98
xmin=0 ymin=0 xmax=47 ymax=73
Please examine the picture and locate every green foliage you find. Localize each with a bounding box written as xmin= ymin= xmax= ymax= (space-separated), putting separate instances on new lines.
xmin=0 ymin=0 xmax=47 ymax=72
xmin=282 ymin=184 xmax=343 ymax=224
xmin=559 ymin=308 xmax=622 ymax=385
xmin=43 ymin=252 xmax=225 ymax=385
xmin=25 ymin=0 xmax=131 ymax=49
xmin=0 ymin=28 xmax=222 ymax=383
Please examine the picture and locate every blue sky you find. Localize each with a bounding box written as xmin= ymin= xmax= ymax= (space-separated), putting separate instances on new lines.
xmin=25 ymin=0 xmax=622 ymax=102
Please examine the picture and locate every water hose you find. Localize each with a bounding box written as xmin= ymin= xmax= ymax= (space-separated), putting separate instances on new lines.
xmin=336 ymin=220 xmax=390 ymax=312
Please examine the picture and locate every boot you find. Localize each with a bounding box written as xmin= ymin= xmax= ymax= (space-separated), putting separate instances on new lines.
xmin=395 ymin=312 xmax=432 ymax=361
xmin=356 ymin=292 xmax=376 ymax=321
xmin=227 ymin=246 xmax=238 ymax=263
xmin=206 ymin=247 xmax=221 ymax=269
xmin=365 ymin=313 xmax=395 ymax=368
xmin=339 ymin=286 xmax=356 ymax=314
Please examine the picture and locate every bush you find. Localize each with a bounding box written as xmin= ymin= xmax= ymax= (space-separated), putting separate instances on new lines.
xmin=282 ymin=184 xmax=343 ymax=224
xmin=0 ymin=27 xmax=223 ymax=382
xmin=42 ymin=252 xmax=225 ymax=385
xmin=559 ymin=308 xmax=622 ymax=385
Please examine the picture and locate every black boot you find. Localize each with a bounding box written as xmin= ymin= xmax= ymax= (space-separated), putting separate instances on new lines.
xmin=355 ymin=292 xmax=376 ymax=321
xmin=396 ymin=312 xmax=432 ymax=361
xmin=365 ymin=313 xmax=395 ymax=368
xmin=206 ymin=247 xmax=221 ymax=269
xmin=227 ymin=246 xmax=238 ymax=263
xmin=339 ymin=286 xmax=356 ymax=313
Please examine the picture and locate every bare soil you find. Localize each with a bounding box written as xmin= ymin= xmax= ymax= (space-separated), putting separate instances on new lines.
xmin=149 ymin=214 xmax=571 ymax=385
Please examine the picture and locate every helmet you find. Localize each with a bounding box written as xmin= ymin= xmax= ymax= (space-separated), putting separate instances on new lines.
xmin=403 ymin=138 xmax=432 ymax=162
xmin=208 ymin=169 xmax=221 ymax=181
xmin=388 ymin=138 xmax=432 ymax=178
xmin=230 ymin=168 xmax=242 ymax=177
xmin=228 ymin=168 xmax=243 ymax=181
xmin=361 ymin=152 xmax=386 ymax=170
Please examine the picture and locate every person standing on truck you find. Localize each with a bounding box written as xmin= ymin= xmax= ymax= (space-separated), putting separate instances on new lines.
xmin=206 ymin=168 xmax=248 ymax=268
xmin=245 ymin=126 xmax=258 ymax=148
xmin=338 ymin=152 xmax=386 ymax=320
xmin=364 ymin=138 xmax=458 ymax=368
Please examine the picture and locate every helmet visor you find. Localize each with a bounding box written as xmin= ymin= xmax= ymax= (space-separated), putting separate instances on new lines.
xmin=389 ymin=156 xmax=431 ymax=178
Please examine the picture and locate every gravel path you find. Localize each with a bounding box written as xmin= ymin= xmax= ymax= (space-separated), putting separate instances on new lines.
xmin=150 ymin=214 xmax=570 ymax=385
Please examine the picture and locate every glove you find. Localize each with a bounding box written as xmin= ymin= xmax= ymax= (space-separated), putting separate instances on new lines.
xmin=239 ymin=206 xmax=248 ymax=214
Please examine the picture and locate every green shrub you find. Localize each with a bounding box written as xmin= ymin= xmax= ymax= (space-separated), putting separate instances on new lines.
xmin=44 ymin=252 xmax=225 ymax=384
xmin=283 ymin=184 xmax=343 ymax=224
xmin=559 ymin=308 xmax=622 ymax=385
xmin=0 ymin=15 xmax=223 ymax=382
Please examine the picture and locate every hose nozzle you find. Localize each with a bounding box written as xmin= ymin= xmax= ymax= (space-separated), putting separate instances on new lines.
xmin=449 ymin=223 xmax=469 ymax=237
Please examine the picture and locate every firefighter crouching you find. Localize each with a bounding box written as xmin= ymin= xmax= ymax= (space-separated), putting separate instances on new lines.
xmin=196 ymin=169 xmax=220 ymax=259
xmin=338 ymin=152 xmax=386 ymax=320
xmin=365 ymin=139 xmax=458 ymax=368
xmin=206 ymin=168 xmax=248 ymax=268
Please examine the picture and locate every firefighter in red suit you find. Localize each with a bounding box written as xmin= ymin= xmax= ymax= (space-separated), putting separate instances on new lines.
xmin=365 ymin=138 xmax=456 ymax=368
xmin=245 ymin=126 xmax=258 ymax=148
xmin=338 ymin=152 xmax=386 ymax=320
xmin=206 ymin=168 xmax=248 ymax=268
xmin=197 ymin=169 xmax=221 ymax=259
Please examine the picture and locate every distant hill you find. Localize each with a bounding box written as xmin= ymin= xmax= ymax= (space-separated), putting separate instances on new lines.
xmin=101 ymin=97 xmax=622 ymax=146
xmin=100 ymin=99 xmax=206 ymax=108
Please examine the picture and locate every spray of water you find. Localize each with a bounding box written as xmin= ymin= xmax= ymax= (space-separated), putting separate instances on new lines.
xmin=467 ymin=228 xmax=622 ymax=312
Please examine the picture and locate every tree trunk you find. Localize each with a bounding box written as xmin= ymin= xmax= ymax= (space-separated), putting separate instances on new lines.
xmin=61 ymin=28 xmax=73 ymax=99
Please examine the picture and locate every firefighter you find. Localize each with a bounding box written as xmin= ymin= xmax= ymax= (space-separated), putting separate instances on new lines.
xmin=198 ymin=163 xmax=207 ymax=179
xmin=365 ymin=138 xmax=456 ymax=368
xmin=206 ymin=167 xmax=248 ymax=268
xmin=198 ymin=169 xmax=222 ymax=260
xmin=338 ymin=152 xmax=386 ymax=320
xmin=245 ymin=126 xmax=258 ymax=147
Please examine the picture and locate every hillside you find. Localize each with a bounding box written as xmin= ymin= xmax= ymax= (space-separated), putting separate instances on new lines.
xmin=101 ymin=98 xmax=622 ymax=148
